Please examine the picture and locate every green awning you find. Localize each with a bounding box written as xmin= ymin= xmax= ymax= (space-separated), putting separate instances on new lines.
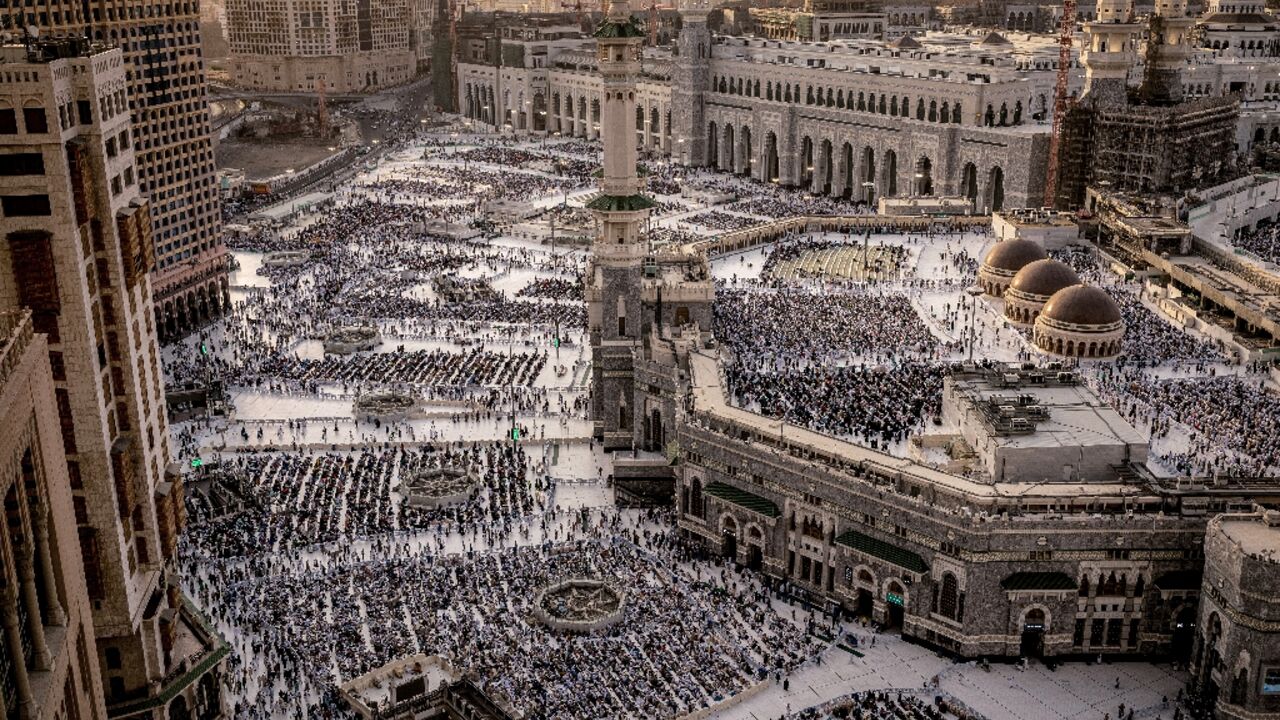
xmin=1155 ymin=570 xmax=1202 ymax=591
xmin=585 ymin=193 xmax=658 ymax=212
xmin=703 ymin=481 xmax=780 ymax=517
xmin=1001 ymin=572 xmax=1077 ymax=591
xmin=835 ymin=530 xmax=928 ymax=574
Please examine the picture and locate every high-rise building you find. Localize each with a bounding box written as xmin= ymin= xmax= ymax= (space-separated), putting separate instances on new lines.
xmin=0 ymin=0 xmax=231 ymax=343
xmin=225 ymin=0 xmax=417 ymax=93
xmin=0 ymin=306 xmax=107 ymax=720
xmin=0 ymin=38 xmax=226 ymax=718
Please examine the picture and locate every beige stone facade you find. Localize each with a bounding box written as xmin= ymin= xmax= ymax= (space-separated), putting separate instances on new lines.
xmin=226 ymin=0 xmax=417 ymax=93
xmin=1 ymin=0 xmax=232 ymax=342
xmin=0 ymin=308 xmax=108 ymax=720
xmin=0 ymin=41 xmax=225 ymax=718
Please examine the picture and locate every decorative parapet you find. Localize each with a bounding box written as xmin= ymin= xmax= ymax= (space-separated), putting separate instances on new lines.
xmin=0 ymin=310 xmax=34 ymax=391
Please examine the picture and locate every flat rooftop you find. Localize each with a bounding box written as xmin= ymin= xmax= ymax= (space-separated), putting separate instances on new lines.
xmin=954 ymin=379 xmax=1148 ymax=450
xmin=1218 ymin=513 xmax=1280 ymax=560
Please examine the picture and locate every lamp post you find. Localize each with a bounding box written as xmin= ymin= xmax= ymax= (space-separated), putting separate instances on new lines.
xmin=966 ymin=285 xmax=985 ymax=363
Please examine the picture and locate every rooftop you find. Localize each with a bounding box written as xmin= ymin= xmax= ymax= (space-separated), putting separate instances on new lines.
xmin=0 ymin=37 xmax=110 ymax=64
xmin=950 ymin=373 xmax=1146 ymax=450
xmin=1216 ymin=511 xmax=1280 ymax=562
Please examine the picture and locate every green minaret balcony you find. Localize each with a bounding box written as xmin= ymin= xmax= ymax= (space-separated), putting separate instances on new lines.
xmin=594 ymin=16 xmax=647 ymax=39
xmin=585 ymin=194 xmax=658 ymax=212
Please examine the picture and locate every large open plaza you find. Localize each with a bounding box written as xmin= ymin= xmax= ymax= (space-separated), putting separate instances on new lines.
xmin=2 ymin=0 xmax=1279 ymax=716
xmin=157 ymin=108 xmax=1279 ymax=717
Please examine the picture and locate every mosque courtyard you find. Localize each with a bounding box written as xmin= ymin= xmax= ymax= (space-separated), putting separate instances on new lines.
xmin=168 ymin=128 xmax=1268 ymax=719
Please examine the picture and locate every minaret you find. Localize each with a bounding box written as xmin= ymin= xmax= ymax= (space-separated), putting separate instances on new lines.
xmin=671 ymin=0 xmax=712 ymax=166
xmin=586 ymin=0 xmax=656 ymax=448
xmin=1081 ymin=0 xmax=1142 ymax=106
xmin=1143 ymin=0 xmax=1194 ymax=102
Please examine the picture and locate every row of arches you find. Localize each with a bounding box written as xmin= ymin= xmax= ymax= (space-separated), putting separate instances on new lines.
xmin=462 ymin=83 xmax=496 ymax=126
xmin=1203 ymin=37 xmax=1280 ymax=56
xmin=1033 ymin=332 xmax=1123 ymax=358
xmin=158 ymin=279 xmax=230 ymax=342
xmin=711 ymin=76 xmax=971 ymax=126
xmin=707 ymin=122 xmax=1008 ymax=212
xmin=1078 ymin=571 xmax=1145 ymax=598
xmin=1252 ymin=125 xmax=1280 ymax=145
xmin=634 ymin=105 xmax=672 ymax=151
xmin=888 ymin=12 xmax=925 ymax=25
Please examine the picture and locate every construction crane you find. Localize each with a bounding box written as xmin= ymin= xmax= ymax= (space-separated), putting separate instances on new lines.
xmin=1043 ymin=0 xmax=1077 ymax=208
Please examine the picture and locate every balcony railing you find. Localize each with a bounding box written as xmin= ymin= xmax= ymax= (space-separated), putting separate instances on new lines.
xmin=0 ymin=310 xmax=35 ymax=391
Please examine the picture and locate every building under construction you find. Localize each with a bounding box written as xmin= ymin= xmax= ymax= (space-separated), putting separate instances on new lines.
xmin=1053 ymin=0 xmax=1240 ymax=209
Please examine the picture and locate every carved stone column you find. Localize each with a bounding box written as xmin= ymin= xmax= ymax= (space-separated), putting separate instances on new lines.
xmin=31 ymin=514 xmax=65 ymax=627
xmin=1 ymin=587 xmax=38 ymax=719
xmin=15 ymin=553 xmax=50 ymax=671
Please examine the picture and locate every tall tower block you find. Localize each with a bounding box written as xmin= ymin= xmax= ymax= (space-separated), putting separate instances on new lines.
xmin=671 ymin=0 xmax=712 ymax=167
xmin=586 ymin=0 xmax=657 ymax=449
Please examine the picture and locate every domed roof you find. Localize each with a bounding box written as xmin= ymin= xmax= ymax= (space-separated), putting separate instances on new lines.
xmin=1010 ymin=259 xmax=1080 ymax=297
xmin=979 ymin=31 xmax=1013 ymax=46
xmin=1040 ymin=285 xmax=1123 ymax=326
xmin=982 ymin=239 xmax=1047 ymax=273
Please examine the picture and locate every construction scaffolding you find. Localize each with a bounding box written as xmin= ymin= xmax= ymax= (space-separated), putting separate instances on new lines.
xmin=1053 ymin=95 xmax=1239 ymax=210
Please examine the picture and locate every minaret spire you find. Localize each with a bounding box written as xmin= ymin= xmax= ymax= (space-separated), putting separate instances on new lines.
xmin=586 ymin=0 xmax=655 ymax=245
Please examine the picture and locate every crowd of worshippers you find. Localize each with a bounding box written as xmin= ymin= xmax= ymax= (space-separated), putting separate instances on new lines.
xmin=263 ymin=346 xmax=547 ymax=388
xmin=1107 ymin=288 xmax=1225 ymax=365
xmin=362 ymin=162 xmax=592 ymax=205
xmin=1231 ymin=222 xmax=1280 ymax=265
xmin=682 ymin=210 xmax=768 ymax=232
xmin=194 ymin=515 xmax=816 ymax=720
xmin=796 ymin=690 xmax=962 ymax=720
xmin=761 ymin=236 xmax=909 ymax=283
xmin=182 ymin=443 xmax=535 ymax=559
xmin=227 ymin=200 xmax=448 ymax=253
xmin=649 ymin=227 xmax=704 ymax=246
xmin=714 ymin=288 xmax=948 ymax=446
xmin=1094 ymin=371 xmax=1280 ymax=477
xmin=517 ymin=278 xmax=584 ymax=302
xmin=728 ymin=189 xmax=870 ymax=219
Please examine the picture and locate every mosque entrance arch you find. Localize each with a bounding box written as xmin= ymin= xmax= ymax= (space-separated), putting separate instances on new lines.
xmin=1021 ymin=608 xmax=1047 ymax=658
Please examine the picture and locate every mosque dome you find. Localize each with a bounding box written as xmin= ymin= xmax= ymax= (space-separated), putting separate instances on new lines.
xmin=979 ymin=239 xmax=1049 ymax=297
xmin=982 ymin=239 xmax=1048 ymax=273
xmin=1039 ymin=285 xmax=1122 ymax=326
xmin=1009 ymin=259 xmax=1080 ymax=298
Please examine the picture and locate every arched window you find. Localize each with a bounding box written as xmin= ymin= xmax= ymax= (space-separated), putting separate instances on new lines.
xmin=940 ymin=573 xmax=959 ymax=619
